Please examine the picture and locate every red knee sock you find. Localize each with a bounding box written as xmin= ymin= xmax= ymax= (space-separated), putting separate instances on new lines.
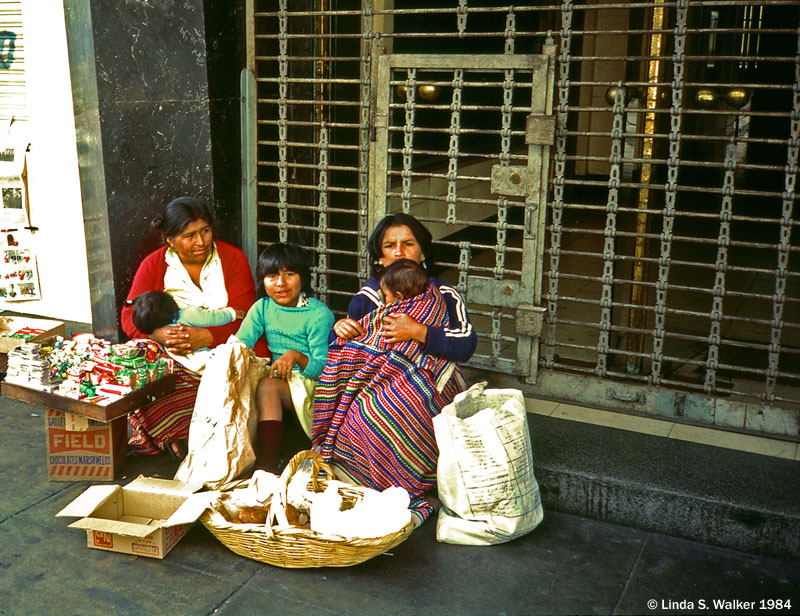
xmin=255 ymin=419 xmax=283 ymax=474
xmin=281 ymin=411 xmax=311 ymax=464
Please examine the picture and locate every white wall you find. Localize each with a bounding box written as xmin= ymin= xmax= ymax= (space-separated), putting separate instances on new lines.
xmin=9 ymin=0 xmax=92 ymax=322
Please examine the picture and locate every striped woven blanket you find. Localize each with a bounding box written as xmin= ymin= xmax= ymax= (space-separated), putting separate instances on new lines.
xmin=312 ymin=283 xmax=464 ymax=511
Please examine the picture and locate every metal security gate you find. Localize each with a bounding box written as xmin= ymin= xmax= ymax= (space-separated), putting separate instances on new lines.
xmin=246 ymin=0 xmax=800 ymax=440
xmin=369 ymin=52 xmax=553 ymax=379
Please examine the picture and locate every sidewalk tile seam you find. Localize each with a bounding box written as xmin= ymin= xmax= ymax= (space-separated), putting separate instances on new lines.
xmin=611 ymin=533 xmax=650 ymax=616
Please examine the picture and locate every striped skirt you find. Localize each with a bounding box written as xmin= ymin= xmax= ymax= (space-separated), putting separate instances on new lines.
xmin=312 ymin=341 xmax=464 ymax=524
xmin=127 ymin=364 xmax=201 ymax=455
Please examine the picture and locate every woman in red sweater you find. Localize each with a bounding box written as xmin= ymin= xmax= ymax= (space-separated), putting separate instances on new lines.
xmin=121 ymin=196 xmax=259 ymax=459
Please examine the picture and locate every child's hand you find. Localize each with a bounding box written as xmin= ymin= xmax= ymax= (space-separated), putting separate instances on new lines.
xmin=234 ymin=309 xmax=246 ymax=320
xmin=269 ymin=350 xmax=307 ymax=380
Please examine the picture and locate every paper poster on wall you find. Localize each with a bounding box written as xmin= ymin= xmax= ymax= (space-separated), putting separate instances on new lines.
xmin=0 ymin=229 xmax=40 ymax=301
xmin=0 ymin=140 xmax=29 ymax=229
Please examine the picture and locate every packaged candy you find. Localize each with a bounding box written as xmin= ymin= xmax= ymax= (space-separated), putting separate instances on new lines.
xmin=7 ymin=333 xmax=172 ymax=401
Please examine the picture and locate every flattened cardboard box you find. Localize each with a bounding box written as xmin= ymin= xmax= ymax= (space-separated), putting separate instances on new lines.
xmin=46 ymin=409 xmax=127 ymax=481
xmin=56 ymin=476 xmax=213 ymax=559
xmin=3 ymin=372 xmax=177 ymax=422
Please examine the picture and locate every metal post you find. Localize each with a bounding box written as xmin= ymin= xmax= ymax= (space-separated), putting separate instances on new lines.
xmin=765 ymin=27 xmax=800 ymax=401
xmin=596 ymin=84 xmax=625 ymax=378
xmin=544 ymin=0 xmax=573 ymax=369
xmin=650 ymin=0 xmax=687 ymax=386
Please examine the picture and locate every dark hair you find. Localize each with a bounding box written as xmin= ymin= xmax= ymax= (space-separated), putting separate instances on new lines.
xmin=367 ymin=213 xmax=434 ymax=277
xmin=151 ymin=196 xmax=215 ymax=239
xmin=132 ymin=291 xmax=179 ymax=334
xmin=256 ymin=242 xmax=313 ymax=295
xmin=379 ymin=259 xmax=428 ymax=301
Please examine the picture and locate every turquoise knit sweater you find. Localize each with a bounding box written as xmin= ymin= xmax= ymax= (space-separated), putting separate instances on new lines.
xmin=235 ymin=296 xmax=335 ymax=379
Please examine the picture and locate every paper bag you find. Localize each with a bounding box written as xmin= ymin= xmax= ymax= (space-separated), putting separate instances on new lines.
xmin=174 ymin=337 xmax=268 ymax=489
xmin=433 ymin=382 xmax=543 ymax=545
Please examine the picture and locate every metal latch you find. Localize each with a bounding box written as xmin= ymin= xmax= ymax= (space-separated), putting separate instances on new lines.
xmin=525 ymin=114 xmax=555 ymax=145
xmin=490 ymin=165 xmax=530 ymax=197
xmin=515 ymin=303 xmax=546 ymax=337
xmin=466 ymin=276 xmax=520 ymax=308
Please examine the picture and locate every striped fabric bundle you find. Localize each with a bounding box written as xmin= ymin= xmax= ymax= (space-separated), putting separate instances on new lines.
xmin=312 ymin=283 xmax=465 ymax=524
xmin=128 ymin=353 xmax=201 ymax=455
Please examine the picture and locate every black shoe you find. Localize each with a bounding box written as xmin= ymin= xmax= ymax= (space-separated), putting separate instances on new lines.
xmin=165 ymin=439 xmax=188 ymax=462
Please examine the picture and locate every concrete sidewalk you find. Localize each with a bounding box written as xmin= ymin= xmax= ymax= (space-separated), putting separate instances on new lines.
xmin=1 ymin=395 xmax=798 ymax=616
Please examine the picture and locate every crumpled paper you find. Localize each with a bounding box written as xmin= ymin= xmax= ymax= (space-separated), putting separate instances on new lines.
xmin=174 ymin=336 xmax=268 ymax=489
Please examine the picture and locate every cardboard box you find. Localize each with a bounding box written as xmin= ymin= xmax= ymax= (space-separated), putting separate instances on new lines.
xmin=3 ymin=374 xmax=176 ymax=482
xmin=0 ymin=315 xmax=65 ymax=354
xmin=56 ymin=476 xmax=210 ymax=559
xmin=45 ymin=409 xmax=127 ymax=481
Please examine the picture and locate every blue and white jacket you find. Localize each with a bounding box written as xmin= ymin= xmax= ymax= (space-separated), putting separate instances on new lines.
xmin=346 ymin=276 xmax=477 ymax=363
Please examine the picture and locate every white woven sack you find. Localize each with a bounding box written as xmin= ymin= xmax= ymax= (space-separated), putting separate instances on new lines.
xmin=174 ymin=337 xmax=268 ymax=489
xmin=433 ymin=382 xmax=544 ymax=545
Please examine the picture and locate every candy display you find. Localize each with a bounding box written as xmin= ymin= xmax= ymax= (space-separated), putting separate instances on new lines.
xmin=4 ymin=335 xmax=172 ymax=405
xmin=5 ymin=342 xmax=57 ymax=391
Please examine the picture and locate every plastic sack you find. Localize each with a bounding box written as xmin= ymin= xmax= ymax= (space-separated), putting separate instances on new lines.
xmin=174 ymin=337 xmax=268 ymax=489
xmin=433 ymin=382 xmax=544 ymax=545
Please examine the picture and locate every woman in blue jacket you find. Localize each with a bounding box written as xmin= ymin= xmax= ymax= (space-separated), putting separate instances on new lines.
xmin=313 ymin=213 xmax=477 ymax=526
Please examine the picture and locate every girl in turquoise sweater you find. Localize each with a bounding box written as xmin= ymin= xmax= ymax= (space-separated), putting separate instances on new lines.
xmin=236 ymin=243 xmax=334 ymax=472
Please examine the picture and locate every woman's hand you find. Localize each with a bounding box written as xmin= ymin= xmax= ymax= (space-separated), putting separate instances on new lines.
xmin=150 ymin=324 xmax=213 ymax=355
xmin=269 ymin=349 xmax=308 ymax=381
xmin=381 ymin=313 xmax=428 ymax=345
xmin=333 ymin=317 xmax=363 ymax=340
xmin=150 ymin=324 xmax=190 ymax=354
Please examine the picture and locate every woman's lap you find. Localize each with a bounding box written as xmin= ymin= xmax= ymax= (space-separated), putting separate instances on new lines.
xmin=314 ymin=346 xmax=461 ymax=503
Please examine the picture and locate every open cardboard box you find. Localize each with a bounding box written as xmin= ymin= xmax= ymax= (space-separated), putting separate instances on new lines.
xmin=56 ymin=476 xmax=217 ymax=559
xmin=0 ymin=315 xmax=65 ymax=374
xmin=0 ymin=315 xmax=65 ymax=354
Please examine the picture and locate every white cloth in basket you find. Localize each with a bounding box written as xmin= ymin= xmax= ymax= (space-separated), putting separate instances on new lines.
xmin=309 ymin=484 xmax=411 ymax=540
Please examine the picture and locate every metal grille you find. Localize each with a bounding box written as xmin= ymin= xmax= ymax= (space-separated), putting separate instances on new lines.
xmin=539 ymin=0 xmax=800 ymax=433
xmin=249 ymin=0 xmax=800 ymax=438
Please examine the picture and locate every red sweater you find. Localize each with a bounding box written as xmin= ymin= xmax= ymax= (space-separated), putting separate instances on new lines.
xmin=121 ymin=241 xmax=261 ymax=350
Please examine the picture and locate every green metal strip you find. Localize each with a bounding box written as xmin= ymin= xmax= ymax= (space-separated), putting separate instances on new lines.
xmin=240 ymin=67 xmax=258 ymax=272
xmin=525 ymin=370 xmax=800 ymax=441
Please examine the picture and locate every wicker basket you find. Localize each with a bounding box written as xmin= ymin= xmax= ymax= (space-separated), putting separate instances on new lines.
xmin=200 ymin=450 xmax=414 ymax=568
